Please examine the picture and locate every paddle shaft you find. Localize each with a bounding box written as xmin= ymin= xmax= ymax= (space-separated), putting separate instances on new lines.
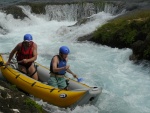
xmin=0 ymin=61 xmax=22 ymax=67
xmin=9 ymin=60 xmax=22 ymax=64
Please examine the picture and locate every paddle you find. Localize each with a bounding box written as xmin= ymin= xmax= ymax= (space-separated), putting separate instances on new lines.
xmin=77 ymin=77 xmax=84 ymax=82
xmin=0 ymin=61 xmax=22 ymax=67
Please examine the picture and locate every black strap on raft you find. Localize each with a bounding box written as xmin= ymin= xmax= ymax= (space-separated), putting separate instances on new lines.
xmin=58 ymin=89 xmax=62 ymax=92
xmin=16 ymin=74 xmax=20 ymax=79
xmin=31 ymin=82 xmax=36 ymax=87
xmin=50 ymin=88 xmax=55 ymax=92
xmin=0 ymin=61 xmax=7 ymax=69
xmin=0 ymin=61 xmax=4 ymax=66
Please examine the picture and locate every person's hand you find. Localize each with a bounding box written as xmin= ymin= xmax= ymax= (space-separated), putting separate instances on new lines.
xmin=5 ymin=61 xmax=10 ymax=66
xmin=64 ymin=65 xmax=70 ymax=70
xmin=22 ymin=59 xmax=28 ymax=63
xmin=73 ymin=74 xmax=78 ymax=78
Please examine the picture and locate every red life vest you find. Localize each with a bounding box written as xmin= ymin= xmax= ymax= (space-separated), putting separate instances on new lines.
xmin=16 ymin=41 xmax=34 ymax=66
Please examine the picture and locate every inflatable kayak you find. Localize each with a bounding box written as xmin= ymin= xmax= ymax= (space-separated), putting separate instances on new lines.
xmin=0 ymin=53 xmax=102 ymax=108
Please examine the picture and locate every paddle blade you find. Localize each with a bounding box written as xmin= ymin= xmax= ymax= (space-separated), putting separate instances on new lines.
xmin=77 ymin=78 xmax=83 ymax=82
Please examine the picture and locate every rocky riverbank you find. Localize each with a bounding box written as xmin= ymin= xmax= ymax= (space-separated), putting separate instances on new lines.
xmin=78 ymin=1 xmax=150 ymax=62
xmin=0 ymin=80 xmax=48 ymax=113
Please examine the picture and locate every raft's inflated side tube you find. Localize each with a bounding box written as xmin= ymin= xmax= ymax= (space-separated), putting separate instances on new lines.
xmin=0 ymin=53 xmax=102 ymax=108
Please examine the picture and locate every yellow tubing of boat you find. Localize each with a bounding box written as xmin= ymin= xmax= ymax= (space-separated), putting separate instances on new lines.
xmin=0 ymin=62 xmax=86 ymax=108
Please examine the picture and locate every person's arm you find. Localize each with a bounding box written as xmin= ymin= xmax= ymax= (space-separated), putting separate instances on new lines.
xmin=66 ymin=68 xmax=78 ymax=78
xmin=7 ymin=43 xmax=20 ymax=64
xmin=23 ymin=43 xmax=37 ymax=63
xmin=65 ymin=57 xmax=77 ymax=78
xmin=52 ymin=56 xmax=69 ymax=72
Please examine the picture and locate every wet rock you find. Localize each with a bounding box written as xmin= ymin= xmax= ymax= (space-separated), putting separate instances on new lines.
xmin=0 ymin=80 xmax=48 ymax=113
xmin=1 ymin=90 xmax=8 ymax=98
xmin=0 ymin=26 xmax=9 ymax=35
xmin=130 ymin=40 xmax=145 ymax=60
xmin=78 ymin=33 xmax=94 ymax=41
xmin=1 ymin=5 xmax=28 ymax=19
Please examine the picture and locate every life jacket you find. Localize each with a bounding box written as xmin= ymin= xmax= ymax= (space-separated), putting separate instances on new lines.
xmin=16 ymin=41 xmax=34 ymax=66
xmin=50 ymin=55 xmax=66 ymax=75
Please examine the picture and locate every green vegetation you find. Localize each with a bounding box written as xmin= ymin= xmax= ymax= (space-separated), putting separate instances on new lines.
xmin=92 ymin=9 xmax=150 ymax=60
xmin=93 ymin=10 xmax=150 ymax=46
xmin=24 ymin=98 xmax=43 ymax=113
xmin=8 ymin=84 xmax=18 ymax=91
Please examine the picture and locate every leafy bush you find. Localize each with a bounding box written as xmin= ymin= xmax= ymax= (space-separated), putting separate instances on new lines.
xmin=93 ymin=10 xmax=150 ymax=48
xmin=24 ymin=98 xmax=43 ymax=113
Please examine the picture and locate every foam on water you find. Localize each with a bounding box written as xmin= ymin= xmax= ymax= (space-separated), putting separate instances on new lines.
xmin=0 ymin=6 xmax=150 ymax=113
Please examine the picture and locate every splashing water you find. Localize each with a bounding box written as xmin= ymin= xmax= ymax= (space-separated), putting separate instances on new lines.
xmin=0 ymin=6 xmax=150 ymax=113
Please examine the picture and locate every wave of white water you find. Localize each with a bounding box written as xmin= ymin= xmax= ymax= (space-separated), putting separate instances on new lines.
xmin=0 ymin=6 xmax=150 ymax=113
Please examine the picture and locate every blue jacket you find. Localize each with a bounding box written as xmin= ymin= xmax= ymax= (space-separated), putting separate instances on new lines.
xmin=50 ymin=55 xmax=66 ymax=75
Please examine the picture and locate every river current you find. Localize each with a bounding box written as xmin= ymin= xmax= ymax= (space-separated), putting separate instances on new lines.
xmin=0 ymin=1 xmax=150 ymax=113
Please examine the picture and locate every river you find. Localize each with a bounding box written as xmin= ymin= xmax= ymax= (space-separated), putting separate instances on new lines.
xmin=0 ymin=1 xmax=150 ymax=113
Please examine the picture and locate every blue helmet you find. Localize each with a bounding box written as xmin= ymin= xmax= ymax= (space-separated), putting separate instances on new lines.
xmin=59 ymin=46 xmax=70 ymax=54
xmin=24 ymin=34 xmax=32 ymax=41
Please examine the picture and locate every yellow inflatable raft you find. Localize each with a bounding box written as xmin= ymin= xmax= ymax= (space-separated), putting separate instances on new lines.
xmin=0 ymin=53 xmax=102 ymax=108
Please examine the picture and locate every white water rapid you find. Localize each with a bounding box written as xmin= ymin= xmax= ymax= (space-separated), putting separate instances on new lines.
xmin=0 ymin=6 xmax=150 ymax=113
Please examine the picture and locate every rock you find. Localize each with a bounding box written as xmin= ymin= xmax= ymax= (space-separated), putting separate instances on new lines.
xmin=1 ymin=5 xmax=28 ymax=19
xmin=78 ymin=33 xmax=94 ymax=41
xmin=0 ymin=80 xmax=48 ymax=113
xmin=1 ymin=90 xmax=8 ymax=98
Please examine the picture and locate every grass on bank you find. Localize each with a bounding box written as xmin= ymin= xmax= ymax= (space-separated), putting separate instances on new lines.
xmin=93 ymin=9 xmax=150 ymax=47
xmin=24 ymin=98 xmax=43 ymax=113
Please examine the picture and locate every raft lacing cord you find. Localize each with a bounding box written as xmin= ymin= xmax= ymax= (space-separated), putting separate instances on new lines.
xmin=4 ymin=66 xmax=58 ymax=92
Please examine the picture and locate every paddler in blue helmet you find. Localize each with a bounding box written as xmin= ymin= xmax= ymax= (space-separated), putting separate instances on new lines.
xmin=48 ymin=46 xmax=78 ymax=90
xmin=6 ymin=34 xmax=38 ymax=80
